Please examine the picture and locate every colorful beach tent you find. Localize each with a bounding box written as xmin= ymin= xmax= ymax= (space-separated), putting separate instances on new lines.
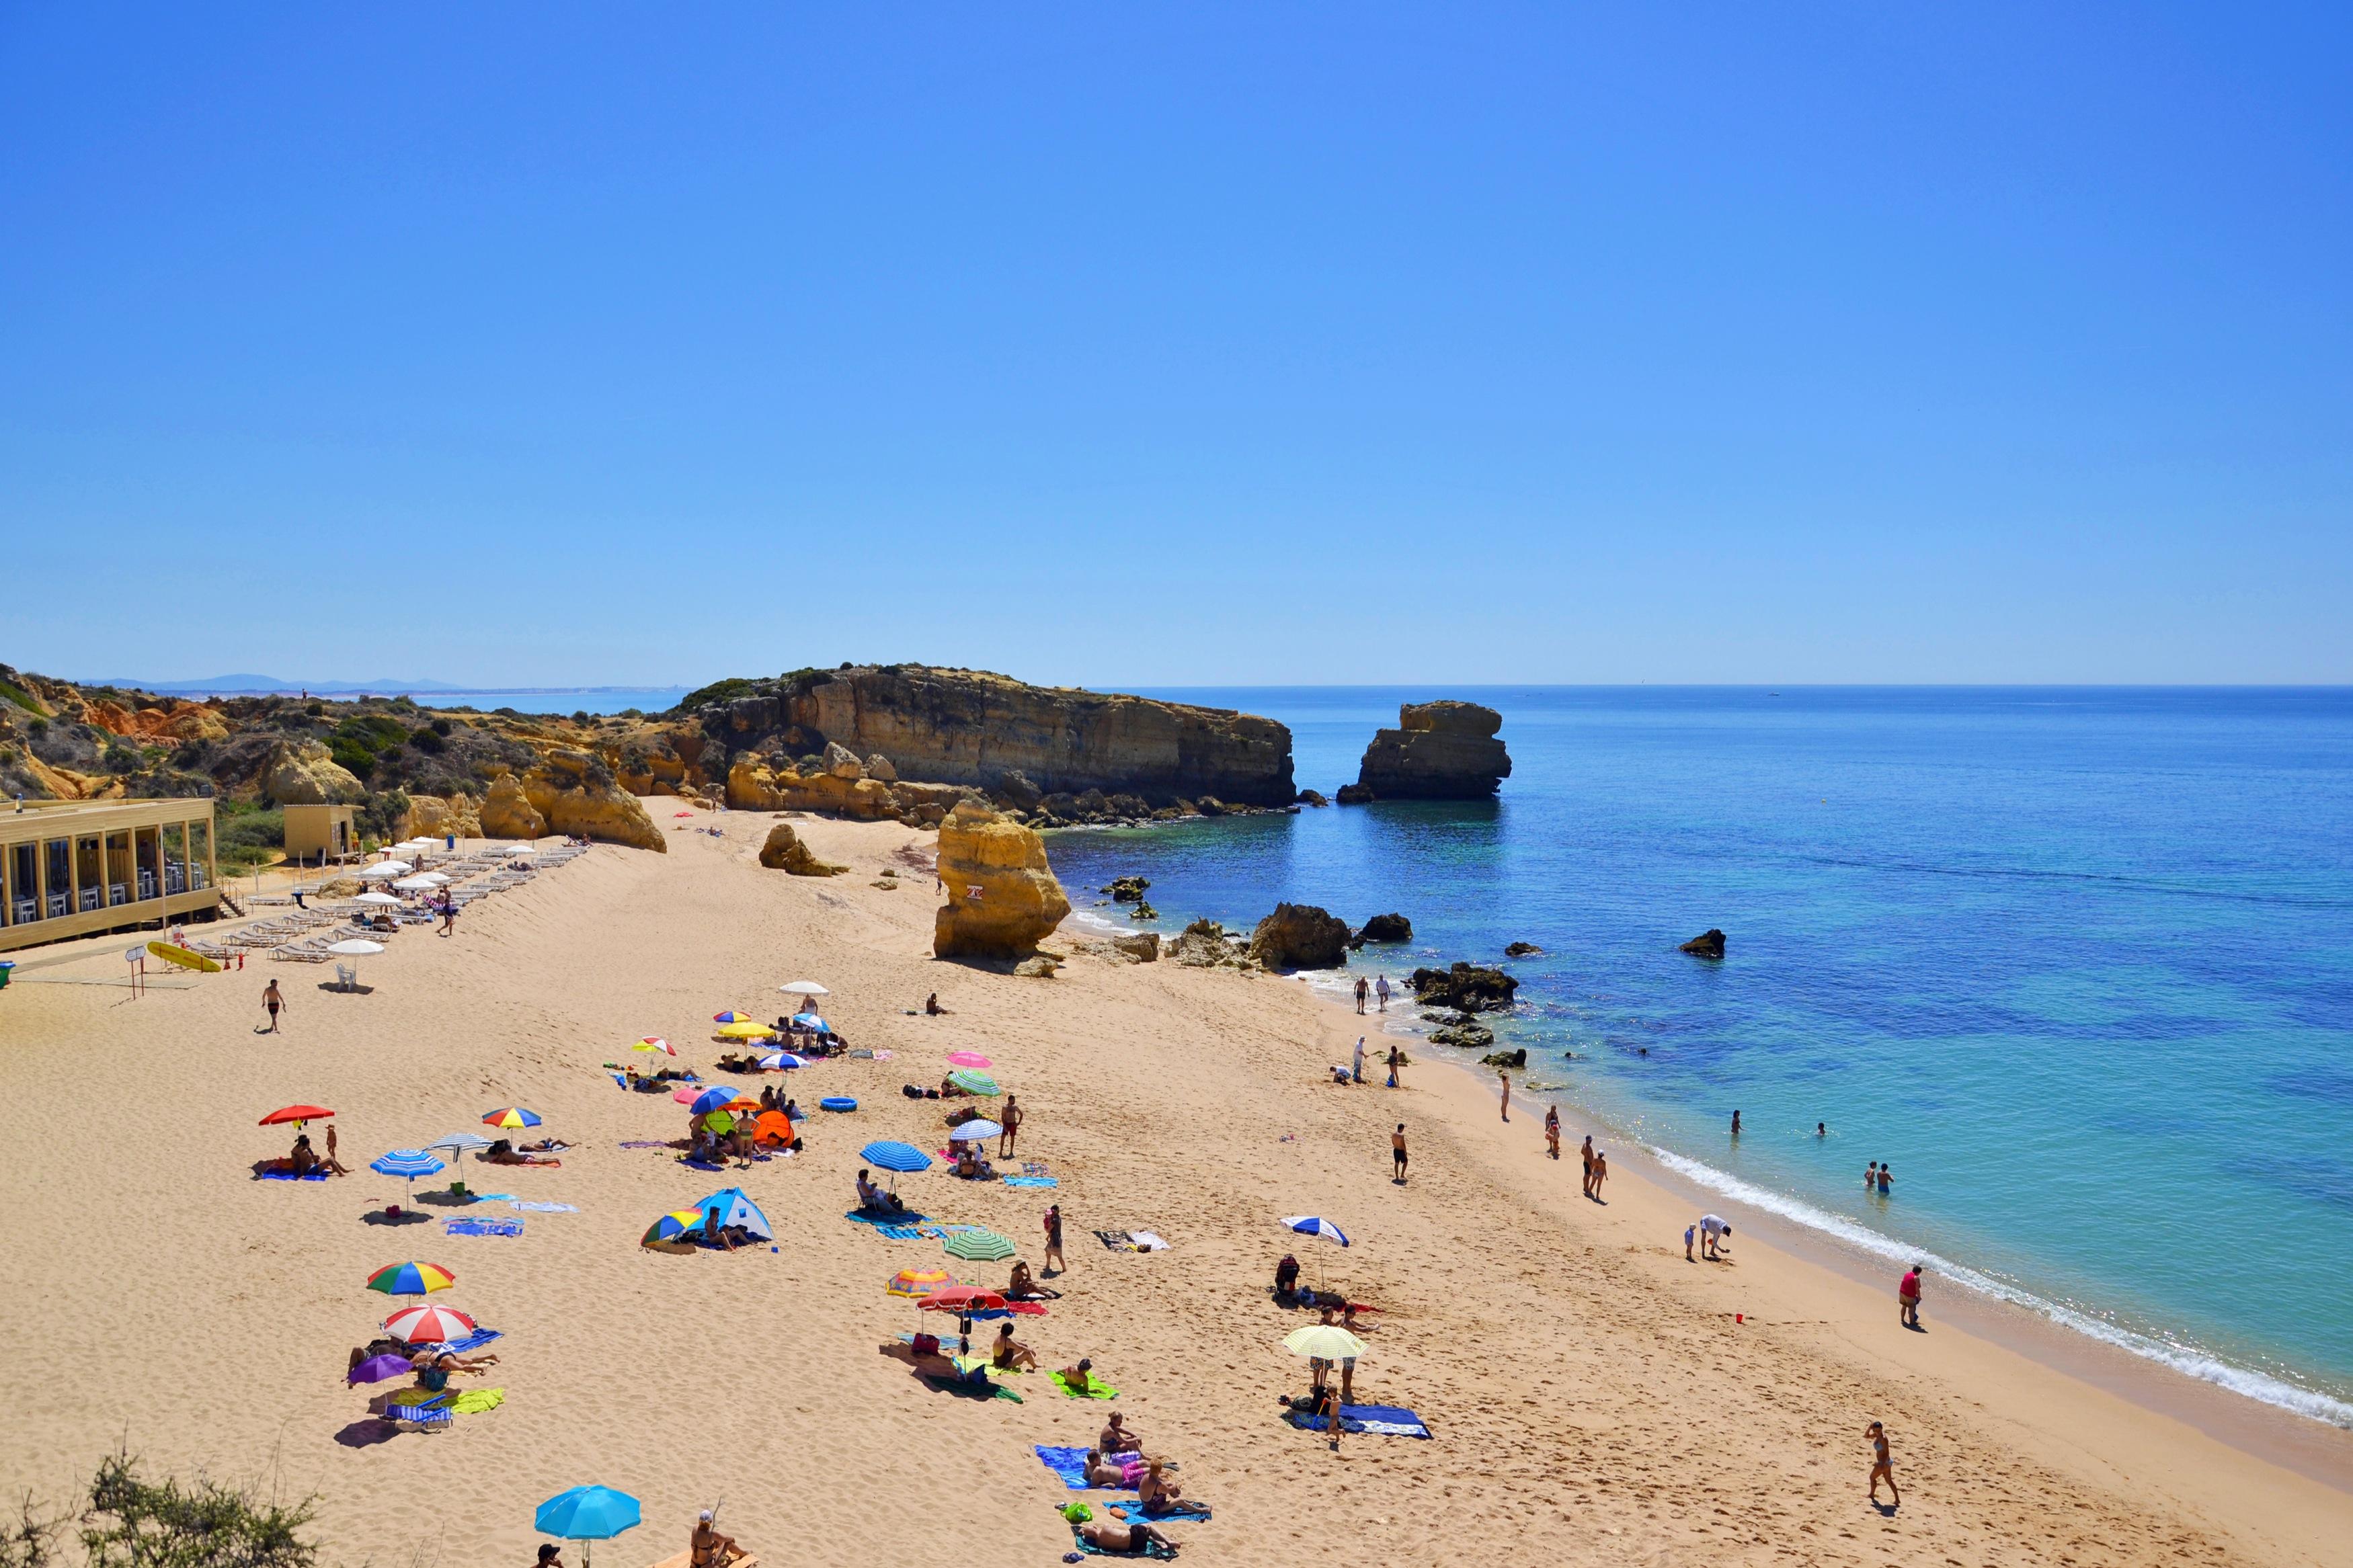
xmin=693 ymin=1187 xmax=772 ymax=1240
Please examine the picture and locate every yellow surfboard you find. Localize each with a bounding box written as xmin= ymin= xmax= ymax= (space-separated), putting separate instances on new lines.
xmin=148 ymin=940 xmax=221 ymax=974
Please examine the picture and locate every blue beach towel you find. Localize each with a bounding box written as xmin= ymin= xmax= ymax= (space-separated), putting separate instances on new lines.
xmin=1283 ymin=1403 xmax=1431 ymax=1438
xmin=1069 ymin=1530 xmax=1176 ymax=1559
xmin=1034 ymin=1446 xmax=1131 ymax=1492
xmin=844 ymin=1208 xmax=930 ymax=1228
xmin=1110 ymin=1501 xmax=1211 ymax=1523
xmin=875 ymin=1223 xmax=925 ymax=1239
xmin=1002 ymin=1175 xmax=1058 ymax=1188
xmin=256 ymin=1169 xmax=328 ymax=1182
xmin=508 ymin=1200 xmax=577 ymax=1213
xmin=444 ymin=1218 xmax=523 ymax=1237
xmin=431 ymin=1327 xmax=503 ymax=1356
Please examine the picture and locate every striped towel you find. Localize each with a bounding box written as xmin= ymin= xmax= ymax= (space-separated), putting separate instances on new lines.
xmin=444 ymin=1218 xmax=522 ymax=1237
xmin=432 ymin=1327 xmax=503 ymax=1355
xmin=876 ymin=1223 xmax=925 ymax=1239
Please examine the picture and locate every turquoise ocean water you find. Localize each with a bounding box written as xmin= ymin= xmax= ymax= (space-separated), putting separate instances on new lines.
xmin=1042 ymin=688 xmax=2353 ymax=1426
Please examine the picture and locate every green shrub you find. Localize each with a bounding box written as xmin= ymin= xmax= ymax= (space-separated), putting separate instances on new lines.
xmin=327 ymin=739 xmax=375 ymax=778
xmin=407 ymin=725 xmax=446 ymax=754
xmin=676 ymin=676 xmax=755 ymax=712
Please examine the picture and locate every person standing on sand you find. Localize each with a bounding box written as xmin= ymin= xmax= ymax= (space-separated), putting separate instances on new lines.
xmin=1386 ymin=1044 xmax=1402 ymax=1089
xmin=1000 ymin=1094 xmax=1023 ymax=1158
xmin=1498 ymin=1070 xmax=1511 ymax=1122
xmin=1867 ymin=1421 xmax=1899 ymax=1508
xmin=1685 ymin=1224 xmax=1697 ymax=1261
xmin=323 ymin=1122 xmax=350 ymax=1175
xmin=262 ymin=979 xmax=284 ymax=1033
xmin=1352 ymin=1036 xmax=1365 ymax=1084
xmin=1353 ymin=975 xmax=1368 ymax=1014
xmin=1589 ymin=1148 xmax=1608 ymax=1201
xmin=1580 ymin=1135 xmax=1595 ymax=1197
xmin=1899 ymin=1264 xmax=1924 ymax=1329
xmin=1043 ymin=1204 xmax=1066 ymax=1275
xmin=1544 ymin=1105 xmax=1560 ymax=1159
xmin=1392 ymin=1124 xmax=1408 ymax=1184
xmin=1375 ymin=974 xmax=1391 ymax=1012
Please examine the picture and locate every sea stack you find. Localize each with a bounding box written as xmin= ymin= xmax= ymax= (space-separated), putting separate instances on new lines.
xmin=1347 ymin=700 xmax=1511 ymax=800
xmin=932 ymin=800 xmax=1072 ymax=959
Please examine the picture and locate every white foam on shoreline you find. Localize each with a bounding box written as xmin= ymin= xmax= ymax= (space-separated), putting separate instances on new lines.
xmin=1639 ymin=1143 xmax=2353 ymax=1430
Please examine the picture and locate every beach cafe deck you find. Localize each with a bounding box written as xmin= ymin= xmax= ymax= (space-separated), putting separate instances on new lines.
xmin=0 ymin=797 xmax=220 ymax=954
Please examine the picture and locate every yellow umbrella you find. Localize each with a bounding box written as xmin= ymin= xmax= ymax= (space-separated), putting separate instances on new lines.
xmin=715 ymin=1021 xmax=777 ymax=1040
xmin=1281 ymin=1325 xmax=1366 ymax=1360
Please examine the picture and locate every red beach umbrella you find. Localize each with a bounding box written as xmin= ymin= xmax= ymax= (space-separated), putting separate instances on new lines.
xmin=260 ymin=1105 xmax=335 ymax=1126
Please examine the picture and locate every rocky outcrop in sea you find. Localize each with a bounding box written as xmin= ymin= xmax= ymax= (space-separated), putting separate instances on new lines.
xmin=1345 ymin=700 xmax=1511 ymax=801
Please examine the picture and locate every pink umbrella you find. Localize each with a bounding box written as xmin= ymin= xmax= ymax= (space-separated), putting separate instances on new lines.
xmin=671 ymin=1087 xmax=704 ymax=1104
xmin=383 ymin=1304 xmax=478 ymax=1344
xmin=947 ymin=1051 xmax=993 ymax=1069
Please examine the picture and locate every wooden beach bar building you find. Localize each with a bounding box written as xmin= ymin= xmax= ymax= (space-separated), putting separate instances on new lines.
xmin=0 ymin=797 xmax=219 ymax=953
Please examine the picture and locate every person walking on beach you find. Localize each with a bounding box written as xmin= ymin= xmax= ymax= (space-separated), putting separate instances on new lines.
xmin=438 ymin=894 xmax=456 ymax=937
xmin=1043 ymin=1204 xmax=1066 ymax=1276
xmin=1899 ymin=1264 xmax=1924 ymax=1329
xmin=1544 ymin=1105 xmax=1560 ymax=1159
xmin=1498 ymin=1070 xmax=1511 ymax=1122
xmin=1867 ymin=1421 xmax=1900 ymax=1508
xmin=1352 ymin=1036 xmax=1365 ymax=1084
xmin=1589 ymin=1147 xmax=1609 ymax=1202
xmin=1391 ymin=1124 xmax=1408 ymax=1184
xmin=1375 ymin=974 xmax=1391 ymax=1012
xmin=1353 ymin=975 xmax=1369 ymax=1014
xmin=1580 ymin=1135 xmax=1595 ymax=1197
xmin=1000 ymin=1094 xmax=1023 ymax=1158
xmin=262 ymin=979 xmax=284 ymax=1034
xmin=1385 ymin=1043 xmax=1402 ymax=1089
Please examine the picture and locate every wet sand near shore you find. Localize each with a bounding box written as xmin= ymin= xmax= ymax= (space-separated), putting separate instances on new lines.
xmin=0 ymin=809 xmax=2345 ymax=1566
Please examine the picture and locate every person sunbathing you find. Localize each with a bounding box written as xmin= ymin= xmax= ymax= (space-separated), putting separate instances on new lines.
xmin=991 ymin=1322 xmax=1038 ymax=1370
xmin=1098 ymin=1409 xmax=1140 ymax=1453
xmin=1138 ymin=1459 xmax=1185 ymax=1511
xmin=953 ymin=1147 xmax=996 ymax=1180
xmin=281 ymin=1135 xmax=319 ymax=1175
xmin=518 ymin=1137 xmax=569 ymax=1153
xmin=1055 ymin=1358 xmax=1103 ymax=1398
xmin=1007 ymin=1260 xmax=1046 ymax=1299
xmin=855 ymin=1169 xmax=906 ymax=1214
xmin=687 ymin=1511 xmax=740 ymax=1567
xmin=939 ymin=1075 xmax=969 ymax=1098
xmin=483 ymin=1139 xmax=559 ymax=1166
xmin=1082 ymin=1449 xmax=1129 ymax=1487
xmin=1078 ymin=1519 xmax=1176 ymax=1557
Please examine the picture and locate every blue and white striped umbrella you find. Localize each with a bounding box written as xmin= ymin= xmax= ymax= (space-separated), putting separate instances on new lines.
xmin=947 ymin=1120 xmax=1003 ymax=1143
xmin=756 ymin=1050 xmax=811 ymax=1070
xmin=372 ymin=1149 xmax=447 ymax=1180
xmin=861 ymin=1140 xmax=933 ymax=1173
xmin=1280 ymin=1214 xmax=1351 ymax=1247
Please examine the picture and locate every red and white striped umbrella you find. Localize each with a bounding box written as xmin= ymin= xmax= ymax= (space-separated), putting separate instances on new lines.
xmin=384 ymin=1304 xmax=479 ymax=1344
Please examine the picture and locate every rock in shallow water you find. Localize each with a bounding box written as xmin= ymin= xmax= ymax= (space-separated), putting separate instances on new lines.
xmin=1679 ymin=928 xmax=1726 ymax=960
xmin=1249 ymin=903 xmax=1352 ymax=970
xmin=1410 ymin=962 xmax=1519 ymax=1012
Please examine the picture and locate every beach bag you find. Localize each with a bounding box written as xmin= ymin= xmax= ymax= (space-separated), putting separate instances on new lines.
xmin=1060 ymin=1503 xmax=1093 ymax=1524
xmin=912 ymin=1333 xmax=940 ymax=1356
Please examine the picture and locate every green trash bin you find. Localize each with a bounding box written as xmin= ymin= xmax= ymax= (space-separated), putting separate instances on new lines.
xmin=0 ymin=961 xmax=15 ymax=989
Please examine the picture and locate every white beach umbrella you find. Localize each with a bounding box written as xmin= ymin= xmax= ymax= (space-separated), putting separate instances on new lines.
xmin=779 ymin=981 xmax=830 ymax=997
xmin=391 ymin=876 xmax=437 ymax=892
xmin=413 ymin=871 xmax=452 ymax=885
xmin=357 ymin=864 xmax=406 ymax=882
xmin=327 ymin=939 xmax=385 ymax=956
xmin=506 ymin=844 xmax=537 ymax=856
xmin=354 ymin=891 xmax=403 ymax=907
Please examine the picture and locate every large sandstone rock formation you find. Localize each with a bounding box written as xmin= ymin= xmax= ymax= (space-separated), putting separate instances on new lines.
xmin=404 ymin=792 xmax=483 ymax=841
xmin=1248 ymin=903 xmax=1352 ymax=970
xmin=481 ymin=757 xmax=666 ymax=852
xmin=262 ymin=740 xmax=367 ymax=805
xmin=758 ymin=823 xmax=848 ymax=876
xmin=932 ymin=800 xmax=1071 ymax=959
xmin=726 ymin=755 xmax=969 ymax=827
xmin=1348 ymin=701 xmax=1511 ymax=800
xmin=699 ymin=665 xmax=1294 ymax=809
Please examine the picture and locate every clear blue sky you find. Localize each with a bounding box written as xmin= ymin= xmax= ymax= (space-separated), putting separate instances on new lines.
xmin=3 ymin=5 xmax=2348 ymax=688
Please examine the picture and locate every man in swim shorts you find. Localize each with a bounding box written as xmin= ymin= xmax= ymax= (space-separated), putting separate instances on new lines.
xmin=1392 ymin=1124 xmax=1408 ymax=1183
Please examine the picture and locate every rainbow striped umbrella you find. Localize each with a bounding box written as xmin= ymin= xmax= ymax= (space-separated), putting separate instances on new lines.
xmin=712 ymin=1008 xmax=754 ymax=1023
xmin=481 ymin=1107 xmax=543 ymax=1129
xmin=887 ymin=1267 xmax=956 ymax=1298
xmin=366 ymin=1262 xmax=455 ymax=1297
xmin=631 ymin=1036 xmax=674 ymax=1057
xmin=383 ymin=1303 xmax=477 ymax=1344
xmin=641 ymin=1210 xmax=705 ymax=1246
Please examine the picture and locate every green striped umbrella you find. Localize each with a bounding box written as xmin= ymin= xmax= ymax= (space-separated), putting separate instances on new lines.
xmin=943 ymin=1228 xmax=1016 ymax=1262
xmin=947 ymin=1069 xmax=1000 ymax=1097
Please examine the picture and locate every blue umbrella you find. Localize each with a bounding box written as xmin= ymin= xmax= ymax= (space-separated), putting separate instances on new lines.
xmin=370 ymin=1149 xmax=446 ymax=1204
xmin=1280 ymin=1215 xmax=1351 ymax=1247
xmin=755 ymin=1050 xmax=809 ymax=1069
xmin=861 ymin=1140 xmax=933 ymax=1173
xmin=793 ymin=1014 xmax=830 ymax=1033
xmin=689 ymin=1086 xmax=738 ymax=1116
xmin=534 ymin=1485 xmax=640 ymax=1565
xmin=693 ymin=1186 xmax=773 ymax=1241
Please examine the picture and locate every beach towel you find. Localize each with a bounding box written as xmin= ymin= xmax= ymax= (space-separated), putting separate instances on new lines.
xmin=508 ymin=1200 xmax=577 ymax=1213
xmin=447 ymin=1387 xmax=505 ymax=1415
xmin=1069 ymin=1530 xmax=1176 ymax=1560
xmin=1050 ymin=1371 xmax=1119 ymax=1400
xmin=1283 ymin=1403 xmax=1431 ymax=1438
xmin=1023 ymin=1161 xmax=1050 ymax=1176
xmin=432 ymin=1327 xmax=503 ymax=1356
xmin=1127 ymin=1231 xmax=1169 ymax=1252
xmin=871 ymin=1223 xmax=923 ymax=1239
xmin=471 ymin=1193 xmax=520 ymax=1203
xmin=1002 ymin=1175 xmax=1058 ymax=1188
xmin=1035 ymin=1447 xmax=1131 ymax=1492
xmin=619 ymin=1140 xmax=669 ymax=1149
xmin=679 ymin=1157 xmax=729 ymax=1171
xmin=444 ymin=1218 xmax=522 ymax=1237
xmin=1094 ymin=1230 xmax=1135 ymax=1252
xmin=255 ymin=1169 xmax=329 ymax=1182
xmin=844 ymin=1208 xmax=929 ymax=1229
xmin=1109 ymin=1502 xmax=1211 ymax=1523
xmin=921 ymin=1372 xmax=1022 ymax=1403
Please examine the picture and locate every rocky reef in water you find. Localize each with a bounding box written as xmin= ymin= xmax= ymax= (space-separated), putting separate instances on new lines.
xmin=1344 ymin=700 xmax=1511 ymax=801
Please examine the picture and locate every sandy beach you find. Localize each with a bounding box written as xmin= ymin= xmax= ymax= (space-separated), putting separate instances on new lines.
xmin=2 ymin=807 xmax=2348 ymax=1567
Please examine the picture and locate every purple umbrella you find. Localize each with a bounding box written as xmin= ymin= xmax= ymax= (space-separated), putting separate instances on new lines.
xmin=348 ymin=1352 xmax=415 ymax=1386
